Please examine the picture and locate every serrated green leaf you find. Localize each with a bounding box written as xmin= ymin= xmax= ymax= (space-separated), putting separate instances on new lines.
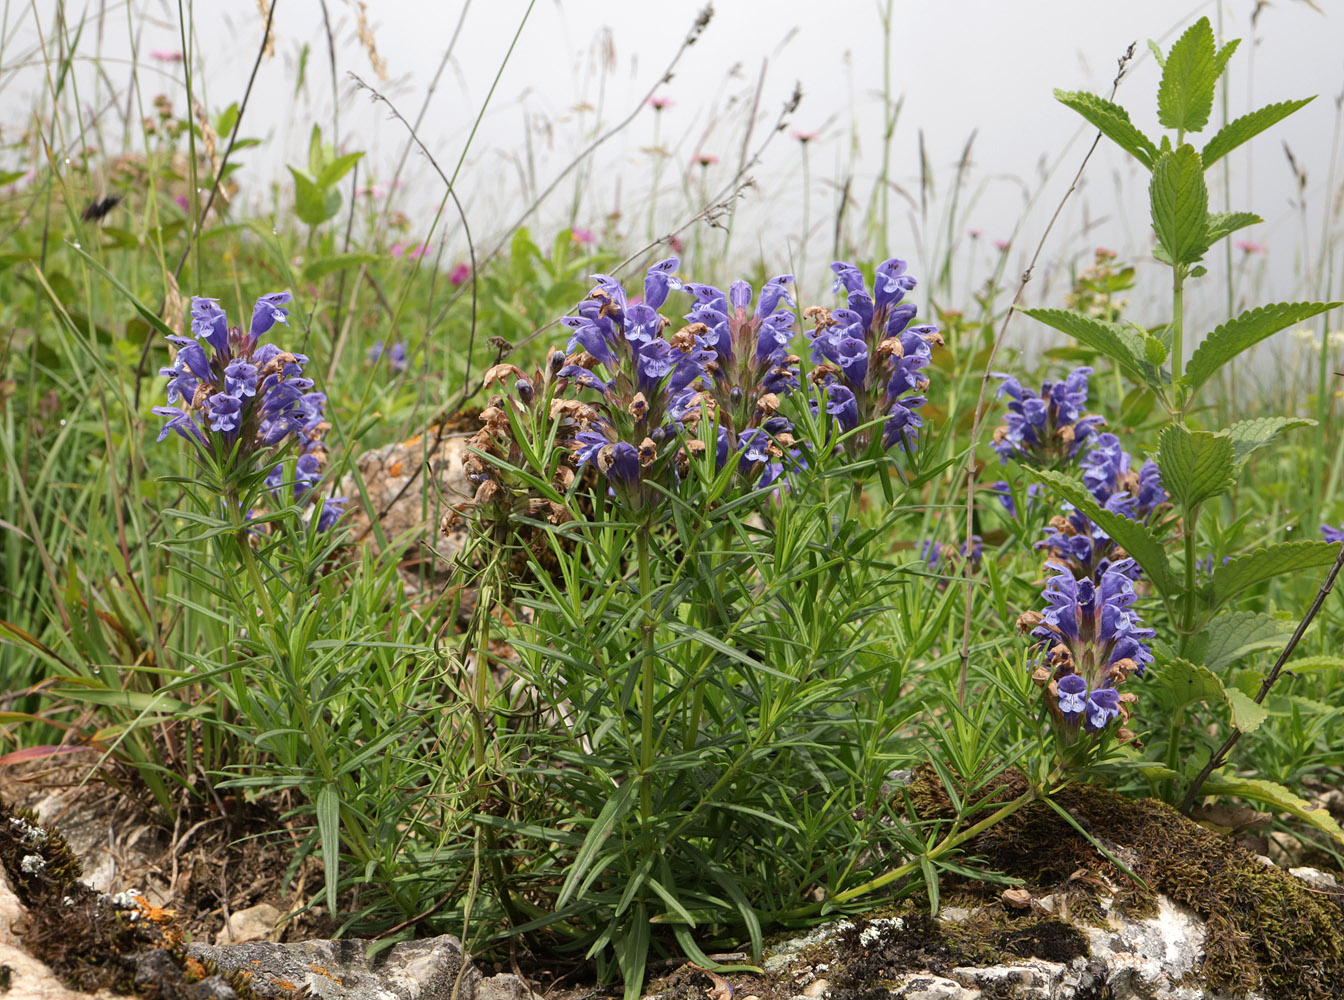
xmin=1183 ymin=301 xmax=1340 ymax=394
xmin=1054 ymin=89 xmax=1157 ymax=168
xmin=1158 ymin=424 xmax=1235 ymax=509
xmin=1223 ymin=687 xmax=1268 ymax=732
xmin=1213 ymin=39 xmax=1240 ymax=79
xmin=1157 ymin=18 xmax=1218 ymax=132
xmin=1150 ymin=145 xmax=1210 ymax=265
xmin=1021 ymin=308 xmax=1168 ymax=390
xmin=1282 ymin=654 xmax=1344 ymax=673
xmin=1222 ymin=416 xmax=1315 ymax=466
xmin=1205 ymin=211 xmax=1262 ymax=244
xmin=1195 ymin=773 xmax=1344 ymax=847
xmin=1152 ymin=656 xmax=1226 ymax=710
xmin=1203 ymin=98 xmax=1315 ymax=166
xmin=1200 ymin=611 xmax=1295 ymax=670
xmin=303 ymin=252 xmax=382 ymax=282
xmin=1211 ymin=541 xmax=1341 ymax=608
xmin=1022 ymin=468 xmax=1178 ymax=593
xmin=317 ymin=150 xmax=364 ymax=189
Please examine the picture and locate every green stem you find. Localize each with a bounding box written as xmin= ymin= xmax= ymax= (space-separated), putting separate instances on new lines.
xmin=1180 ymin=504 xmax=1199 ymax=654
xmin=1171 ymin=266 xmax=1186 ymax=401
xmin=637 ymin=524 xmax=656 ymax=821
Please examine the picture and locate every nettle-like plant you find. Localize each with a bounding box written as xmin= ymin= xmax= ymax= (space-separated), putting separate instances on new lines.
xmin=1023 ymin=18 xmax=1344 ymax=836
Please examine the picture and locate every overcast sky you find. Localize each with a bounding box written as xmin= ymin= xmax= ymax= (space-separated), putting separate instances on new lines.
xmin=6 ymin=0 xmax=1344 ymax=335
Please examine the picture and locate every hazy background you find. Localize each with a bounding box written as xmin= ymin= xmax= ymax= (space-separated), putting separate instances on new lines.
xmin=5 ymin=0 xmax=1344 ymax=353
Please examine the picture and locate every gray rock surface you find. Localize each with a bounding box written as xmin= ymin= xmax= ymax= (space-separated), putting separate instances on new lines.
xmin=187 ymin=934 xmax=536 ymax=1000
xmin=341 ymin=430 xmax=474 ymax=592
xmin=761 ymin=890 xmax=1273 ymax=1000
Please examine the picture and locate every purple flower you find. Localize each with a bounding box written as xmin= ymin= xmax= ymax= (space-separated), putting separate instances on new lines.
xmin=1056 ymin=674 xmax=1087 ymax=721
xmin=558 ymin=259 xmax=712 ymax=508
xmin=367 ymin=340 xmax=410 ymax=373
xmin=207 ymin=392 xmax=243 ymax=432
xmin=991 ymin=367 xmax=1104 ymax=466
xmin=807 ymin=257 xmax=942 ymax=455
xmin=225 ymin=360 xmax=259 ymax=397
xmin=155 ymin=291 xmax=339 ymax=529
xmin=1323 ymin=523 xmax=1344 ymax=544
xmin=314 ymin=496 xmax=349 ymax=532
xmin=1021 ymin=559 xmax=1153 ymax=746
xmin=992 ymin=480 xmax=1043 ymax=519
xmin=1081 ymin=433 xmax=1166 ymax=520
xmin=679 ymin=274 xmax=800 ymax=485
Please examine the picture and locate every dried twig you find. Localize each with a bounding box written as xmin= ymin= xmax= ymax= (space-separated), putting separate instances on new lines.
xmin=1179 ymin=542 xmax=1344 ymax=812
xmin=956 ymin=42 xmax=1137 ymax=705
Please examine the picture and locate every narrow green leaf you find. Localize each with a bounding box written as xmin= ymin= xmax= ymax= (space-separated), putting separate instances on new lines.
xmin=316 ymin=783 xmax=341 ymax=910
xmin=1183 ymin=301 xmax=1340 ymax=394
xmin=1022 ymin=468 xmax=1178 ymax=593
xmin=1203 ymin=98 xmax=1314 ymax=166
xmin=1211 ymin=542 xmax=1341 ymax=608
xmin=1157 ymin=17 xmax=1218 ymax=132
xmin=1148 ymin=39 xmax=1166 ymax=68
xmin=1157 ymin=424 xmax=1235 ymax=509
xmin=1222 ymin=416 xmax=1314 ymax=467
xmin=1205 ymin=211 xmax=1262 ymax=244
xmin=1199 ymin=612 xmax=1295 ymax=671
xmin=554 ymin=778 xmax=638 ymax=910
xmin=1150 ymin=145 xmax=1210 ymax=265
xmin=66 ymin=242 xmax=178 ymax=340
xmin=1195 ymin=773 xmax=1344 ymax=847
xmin=1053 ymin=90 xmax=1157 ymax=168
xmin=1223 ymin=688 xmax=1268 ymax=733
xmin=1021 ymin=308 xmax=1166 ymax=390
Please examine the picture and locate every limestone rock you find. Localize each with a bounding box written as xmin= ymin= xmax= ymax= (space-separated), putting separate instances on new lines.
xmin=188 ymin=934 xmax=536 ymax=1000
xmin=341 ymin=429 xmax=474 ymax=592
xmin=215 ymin=901 xmax=283 ymax=945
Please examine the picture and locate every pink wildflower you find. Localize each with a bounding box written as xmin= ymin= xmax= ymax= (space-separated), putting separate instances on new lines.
xmin=994 ymin=239 xmax=1010 ymax=251
xmin=693 ymin=152 xmax=719 ymax=168
xmin=648 ymin=95 xmax=673 ymax=111
xmin=790 ymin=129 xmax=820 ymax=143
xmin=150 ymin=50 xmax=184 ymax=62
xmin=571 ymin=227 xmax=595 ymax=246
xmin=1235 ymin=240 xmax=1264 ymax=255
xmin=449 ymin=263 xmax=470 ymax=286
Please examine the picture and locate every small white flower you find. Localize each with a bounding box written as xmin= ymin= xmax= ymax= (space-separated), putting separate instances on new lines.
xmin=20 ymin=854 xmax=46 ymax=874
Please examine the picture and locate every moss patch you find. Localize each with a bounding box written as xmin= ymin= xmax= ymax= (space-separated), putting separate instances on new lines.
xmin=0 ymin=794 xmax=255 ymax=998
xmin=907 ymin=766 xmax=1344 ymax=999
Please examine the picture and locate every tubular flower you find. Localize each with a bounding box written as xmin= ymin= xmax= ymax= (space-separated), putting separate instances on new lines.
xmin=555 ymin=258 xmax=712 ymax=509
xmin=1080 ymin=433 xmax=1167 ymax=520
xmin=679 ymin=275 xmax=801 ymax=485
xmin=1017 ymin=561 xmax=1153 ymax=749
xmin=991 ymin=366 xmax=1105 ymax=466
xmin=1038 ymin=433 xmax=1167 ymax=583
xmin=154 ymin=292 xmax=347 ymax=530
xmin=1322 ymin=523 xmax=1344 ymax=544
xmin=367 ymin=340 xmax=410 ymax=373
xmin=807 ymin=257 xmax=943 ymax=456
